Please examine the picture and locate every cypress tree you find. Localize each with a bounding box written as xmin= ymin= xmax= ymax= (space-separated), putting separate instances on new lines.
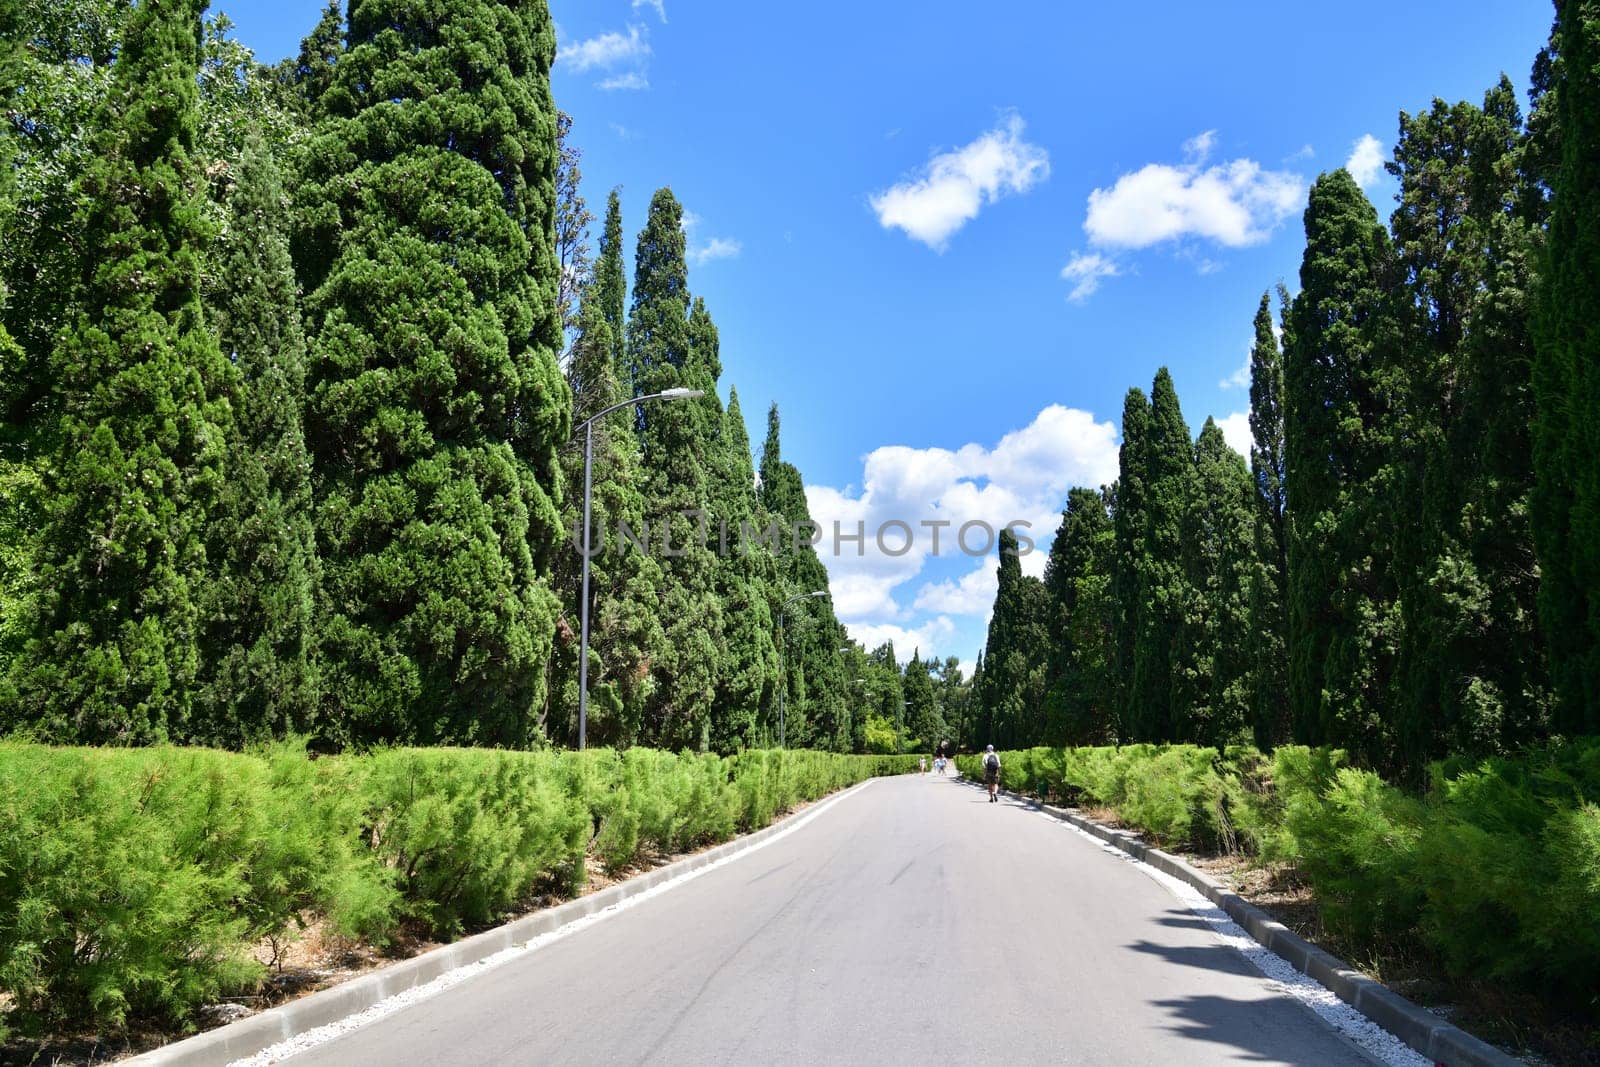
xmin=1042 ymin=486 xmax=1117 ymax=745
xmin=0 ymin=0 xmax=30 ymax=686
xmin=193 ymin=134 xmax=319 ymax=744
xmin=293 ymin=0 xmax=567 ymax=747
xmin=1129 ymin=367 xmax=1195 ymax=742
xmin=1389 ymin=81 xmax=1549 ymax=768
xmin=594 ymin=190 xmax=628 ymax=374
xmin=1111 ymin=388 xmax=1150 ymax=736
xmin=1532 ymin=0 xmax=1600 ymax=736
xmin=902 ymin=649 xmax=945 ymax=749
xmin=687 ymin=305 xmax=783 ymax=751
xmin=1179 ymin=418 xmax=1256 ymax=746
xmin=1284 ymin=170 xmax=1404 ymax=766
xmin=759 ymin=403 xmax=849 ymax=748
xmin=629 ymin=188 xmax=725 ymax=749
xmin=554 ymin=264 xmax=664 ymax=747
xmin=976 ymin=528 xmax=1051 ymax=748
xmin=1246 ymin=289 xmax=1293 ymax=747
xmin=12 ymin=0 xmax=230 ymax=741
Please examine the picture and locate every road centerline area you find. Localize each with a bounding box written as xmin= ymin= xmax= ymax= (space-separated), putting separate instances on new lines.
xmin=275 ymin=776 xmax=1414 ymax=1066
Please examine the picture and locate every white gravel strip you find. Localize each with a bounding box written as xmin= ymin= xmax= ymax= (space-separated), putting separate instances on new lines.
xmin=228 ymin=779 xmax=879 ymax=1066
xmin=1021 ymin=801 xmax=1430 ymax=1067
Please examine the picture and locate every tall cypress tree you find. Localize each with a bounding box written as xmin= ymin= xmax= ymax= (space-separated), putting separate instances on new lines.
xmin=12 ymin=0 xmax=230 ymax=741
xmin=1246 ymin=289 xmax=1292 ymax=747
xmin=692 ymin=311 xmax=781 ymax=751
xmin=629 ymin=188 xmax=725 ymax=749
xmin=759 ymin=403 xmax=848 ymax=748
xmin=1179 ymin=418 xmax=1256 ymax=746
xmin=293 ymin=0 xmax=567 ymax=747
xmin=594 ymin=190 xmax=628 ymax=374
xmin=0 ymin=0 xmax=32 ymax=688
xmin=976 ymin=528 xmax=1051 ymax=747
xmin=1532 ymin=0 xmax=1600 ymax=736
xmin=1129 ymin=367 xmax=1194 ymax=742
xmin=1042 ymin=486 xmax=1117 ymax=745
xmin=1111 ymin=388 xmax=1151 ymax=737
xmin=193 ymin=134 xmax=319 ymax=744
xmin=1389 ymin=81 xmax=1549 ymax=768
xmin=1285 ymin=169 xmax=1403 ymax=766
xmin=552 ymin=222 xmax=664 ymax=748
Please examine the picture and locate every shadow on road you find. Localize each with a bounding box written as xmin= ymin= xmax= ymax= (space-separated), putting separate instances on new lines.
xmin=1148 ymin=993 xmax=1360 ymax=1065
xmin=1126 ymin=937 xmax=1258 ymax=980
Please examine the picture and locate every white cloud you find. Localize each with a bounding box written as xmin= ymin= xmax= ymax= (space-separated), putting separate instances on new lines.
xmin=1346 ymin=134 xmax=1385 ymax=188
xmin=870 ymin=113 xmax=1050 ymax=251
xmin=632 ymin=0 xmax=667 ymax=22
xmin=558 ymin=25 xmax=650 ymax=72
xmin=599 ymin=71 xmax=649 ymax=91
xmin=1183 ymin=129 xmax=1218 ymax=162
xmin=1220 ymin=354 xmax=1250 ymax=389
xmin=843 ymin=617 xmax=960 ymax=664
xmin=1061 ymin=252 xmax=1120 ymax=302
xmin=1085 ymin=155 xmax=1304 ymax=249
xmin=1216 ymin=412 xmax=1254 ymax=458
xmin=689 ymin=237 xmax=742 ymax=266
xmin=913 ymin=560 xmax=997 ymax=617
xmin=805 ymin=404 xmax=1119 ymax=640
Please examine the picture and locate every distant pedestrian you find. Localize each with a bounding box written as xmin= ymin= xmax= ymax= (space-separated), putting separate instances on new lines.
xmin=983 ymin=746 xmax=1001 ymax=803
xmin=919 ymin=756 xmax=927 ymax=774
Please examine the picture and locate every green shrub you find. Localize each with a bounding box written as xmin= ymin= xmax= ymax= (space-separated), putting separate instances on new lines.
xmin=359 ymin=749 xmax=591 ymax=937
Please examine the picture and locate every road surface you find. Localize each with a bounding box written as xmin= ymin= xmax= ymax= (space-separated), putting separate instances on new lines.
xmin=290 ymin=776 xmax=1387 ymax=1066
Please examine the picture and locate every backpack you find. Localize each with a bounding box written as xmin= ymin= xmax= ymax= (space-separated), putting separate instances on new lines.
xmin=984 ymin=753 xmax=1000 ymax=772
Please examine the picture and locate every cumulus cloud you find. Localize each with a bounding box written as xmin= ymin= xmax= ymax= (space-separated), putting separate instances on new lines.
xmin=1062 ymin=132 xmax=1305 ymax=302
xmin=913 ymin=560 xmax=997 ymax=617
xmin=805 ymin=404 xmax=1120 ymax=642
xmin=558 ymin=25 xmax=650 ymax=72
xmin=1061 ymin=252 xmax=1120 ymax=302
xmin=632 ymin=0 xmax=667 ymax=22
xmin=1346 ymin=134 xmax=1385 ymax=188
xmin=689 ymin=237 xmax=742 ymax=266
xmin=1216 ymin=412 xmax=1254 ymax=458
xmin=599 ymin=71 xmax=649 ymax=91
xmin=870 ymin=113 xmax=1050 ymax=251
xmin=843 ymin=617 xmax=960 ymax=664
xmin=1084 ymin=153 xmax=1305 ymax=250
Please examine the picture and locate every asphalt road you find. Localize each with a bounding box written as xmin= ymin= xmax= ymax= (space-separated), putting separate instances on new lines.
xmin=290 ymin=775 xmax=1384 ymax=1066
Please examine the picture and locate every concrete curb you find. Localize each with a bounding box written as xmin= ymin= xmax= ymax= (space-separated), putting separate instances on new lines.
xmin=966 ymin=778 xmax=1520 ymax=1067
xmin=126 ymin=777 xmax=883 ymax=1067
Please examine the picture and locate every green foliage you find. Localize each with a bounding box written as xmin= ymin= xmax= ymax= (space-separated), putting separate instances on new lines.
xmin=0 ymin=742 xmax=916 ymax=1037
xmin=975 ymin=528 xmax=1051 ymax=747
xmin=1532 ymin=0 xmax=1600 ymax=737
xmin=967 ymin=739 xmax=1600 ymax=1011
xmin=11 ymin=0 xmax=233 ymax=742
xmin=1389 ymin=80 xmax=1549 ymax=771
xmin=1246 ymin=289 xmax=1292 ymax=748
xmin=293 ymin=0 xmax=567 ymax=747
xmin=0 ymin=742 xmax=390 ymax=1035
xmin=1128 ymin=369 xmax=1197 ymax=743
xmin=1042 ymin=487 xmax=1117 ymax=746
xmin=194 ymin=134 xmax=319 ymax=746
xmin=1284 ymin=170 xmax=1404 ymax=766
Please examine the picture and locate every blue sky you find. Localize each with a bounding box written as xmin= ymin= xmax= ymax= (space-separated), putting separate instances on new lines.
xmin=222 ymin=0 xmax=1555 ymax=674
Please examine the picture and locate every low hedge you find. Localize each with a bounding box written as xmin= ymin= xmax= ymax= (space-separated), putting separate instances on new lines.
xmin=958 ymin=739 xmax=1600 ymax=1013
xmin=0 ymin=743 xmax=917 ymax=1039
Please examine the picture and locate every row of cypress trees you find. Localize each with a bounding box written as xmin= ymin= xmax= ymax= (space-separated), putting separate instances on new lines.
xmin=0 ymin=0 xmax=864 ymax=752
xmin=977 ymin=3 xmax=1599 ymax=780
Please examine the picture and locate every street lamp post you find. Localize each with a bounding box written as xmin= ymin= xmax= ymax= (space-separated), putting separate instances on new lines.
xmin=778 ymin=590 xmax=828 ymax=748
xmin=574 ymin=387 xmax=703 ymax=750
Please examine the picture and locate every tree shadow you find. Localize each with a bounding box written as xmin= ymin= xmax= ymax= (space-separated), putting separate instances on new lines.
xmin=1145 ymin=993 xmax=1373 ymax=1065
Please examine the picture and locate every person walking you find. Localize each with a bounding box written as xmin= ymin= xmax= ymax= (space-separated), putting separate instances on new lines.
xmin=982 ymin=745 xmax=1001 ymax=802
